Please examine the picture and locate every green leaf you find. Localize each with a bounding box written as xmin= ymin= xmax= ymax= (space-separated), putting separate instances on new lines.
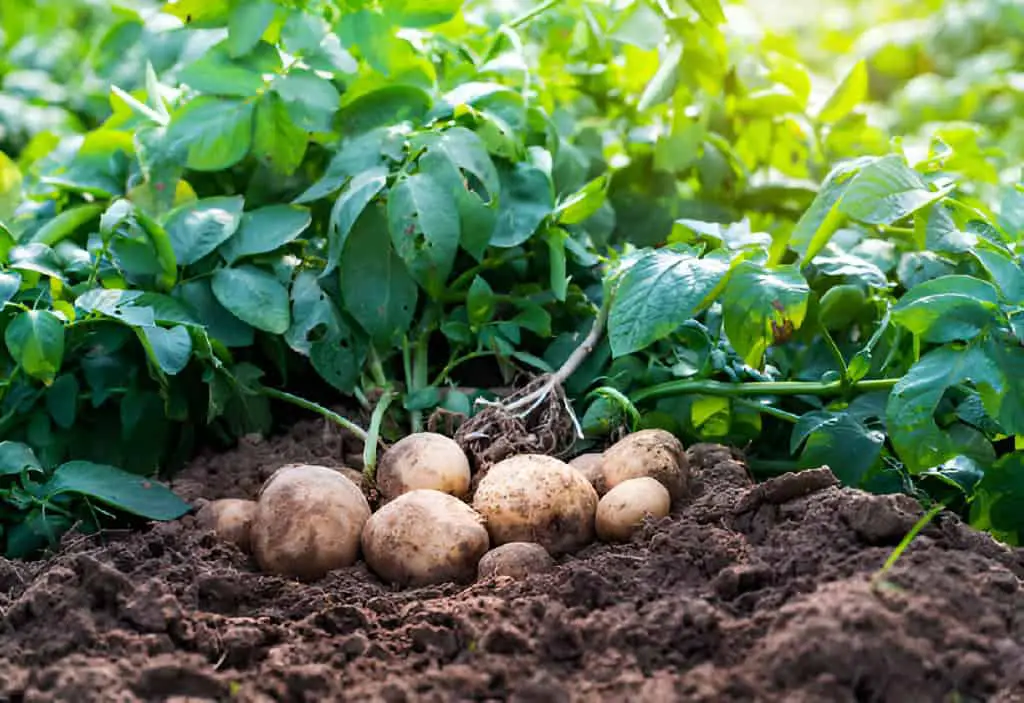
xmin=491 ymin=161 xmax=553 ymax=248
xmin=978 ymin=337 xmax=1024 ymax=437
xmin=137 ymin=325 xmax=193 ymax=375
xmin=325 ymin=166 xmax=388 ymax=275
xmin=337 ymin=85 xmax=432 ymax=135
xmin=5 ymin=310 xmax=65 ymax=385
xmin=292 ymin=128 xmax=396 ymax=204
xmin=790 ymin=156 xmax=872 ymax=263
xmin=0 ymin=272 xmax=21 ymax=306
xmin=608 ymin=250 xmax=729 ymax=357
xmin=0 ymin=441 xmax=42 ymax=477
xmin=684 ymin=0 xmax=726 ymax=24
xmin=227 ymin=0 xmax=276 ymax=57
xmin=892 ymin=275 xmax=1000 ymax=344
xmin=839 ymin=154 xmax=950 ymax=225
xmin=253 ymin=92 xmax=308 ymax=176
xmin=219 ymin=205 xmax=311 ymax=264
xmin=972 ymin=248 xmax=1024 ymax=302
xmin=179 ymin=40 xmax=280 ymax=97
xmin=467 ymin=276 xmax=496 ymax=326
xmin=555 ymin=174 xmax=609 ymax=225
xmin=791 ymin=410 xmax=884 ymax=486
xmin=46 ymin=374 xmax=79 ymax=429
xmin=272 ymin=69 xmax=341 ymax=132
xmin=546 ymin=227 xmax=569 ymax=302
xmin=886 ymin=344 xmax=1001 ymax=473
xmin=212 ymin=266 xmax=291 ymax=334
xmin=722 ymin=262 xmax=810 ymax=367
xmin=167 ymin=97 xmax=254 ymax=172
xmin=387 ymin=172 xmax=461 ymax=297
xmin=0 ymin=150 xmax=22 ymax=222
xmin=176 ymin=279 xmax=254 ymax=347
xmin=971 ymin=453 xmax=1024 ymax=545
xmin=340 ymin=205 xmax=418 ymax=347
xmin=387 ymin=0 xmax=463 ymax=27
xmin=638 ymin=42 xmax=682 ymax=112
xmin=817 ymin=60 xmax=868 ymax=124
xmin=165 ymin=196 xmax=245 ymax=266
xmin=44 ymin=461 xmax=191 ymax=520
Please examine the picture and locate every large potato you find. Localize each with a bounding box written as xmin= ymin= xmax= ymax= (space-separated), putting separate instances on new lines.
xmin=569 ymin=453 xmax=606 ymax=494
xmin=196 ymin=498 xmax=257 ymax=552
xmin=602 ymin=429 xmax=689 ymax=502
xmin=376 ymin=432 xmax=471 ymax=502
xmin=472 ymin=454 xmax=598 ymax=555
xmin=477 ymin=542 xmax=554 ymax=580
xmin=251 ymin=464 xmax=371 ymax=580
xmin=595 ymin=477 xmax=671 ymax=542
xmin=361 ymin=489 xmax=489 ymax=587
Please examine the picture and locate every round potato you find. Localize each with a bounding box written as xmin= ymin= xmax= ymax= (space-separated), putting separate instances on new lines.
xmin=602 ymin=429 xmax=689 ymax=502
xmin=595 ymin=477 xmax=671 ymax=542
xmin=196 ymin=498 xmax=257 ymax=552
xmin=477 ymin=542 xmax=554 ymax=580
xmin=472 ymin=454 xmax=598 ymax=555
xmin=251 ymin=464 xmax=371 ymax=580
xmin=362 ymin=489 xmax=489 ymax=587
xmin=376 ymin=432 xmax=471 ymax=502
xmin=569 ymin=453 xmax=606 ymax=494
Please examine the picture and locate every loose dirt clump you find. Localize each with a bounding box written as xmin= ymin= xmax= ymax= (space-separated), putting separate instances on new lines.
xmin=2 ymin=421 xmax=1023 ymax=702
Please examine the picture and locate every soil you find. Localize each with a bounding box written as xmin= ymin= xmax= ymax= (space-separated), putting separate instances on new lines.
xmin=3 ymin=420 xmax=1024 ymax=702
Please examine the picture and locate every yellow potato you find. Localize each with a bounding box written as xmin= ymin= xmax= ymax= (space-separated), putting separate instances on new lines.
xmin=361 ymin=489 xmax=489 ymax=587
xmin=569 ymin=452 xmax=606 ymax=494
xmin=472 ymin=454 xmax=598 ymax=555
xmin=376 ymin=432 xmax=471 ymax=502
xmin=602 ymin=429 xmax=690 ymax=502
xmin=251 ymin=464 xmax=371 ymax=580
xmin=595 ymin=477 xmax=671 ymax=542
xmin=195 ymin=498 xmax=257 ymax=552
xmin=477 ymin=542 xmax=554 ymax=580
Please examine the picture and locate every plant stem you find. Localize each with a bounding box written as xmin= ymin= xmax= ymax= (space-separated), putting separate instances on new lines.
xmin=261 ymin=387 xmax=368 ymax=442
xmin=875 ymin=499 xmax=949 ymax=578
xmin=819 ymin=325 xmax=849 ymax=385
xmin=733 ymin=397 xmax=800 ymax=423
xmin=410 ymin=335 xmax=429 ymax=434
xmin=368 ymin=347 xmax=388 ymax=388
xmin=508 ymin=0 xmax=563 ymax=29
xmin=432 ymin=350 xmax=495 ymax=387
xmin=632 ymin=377 xmax=899 ymax=404
xmin=363 ymin=388 xmax=395 ymax=481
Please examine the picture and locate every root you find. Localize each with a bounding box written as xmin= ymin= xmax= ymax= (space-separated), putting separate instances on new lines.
xmin=453 ymin=300 xmax=608 ymax=472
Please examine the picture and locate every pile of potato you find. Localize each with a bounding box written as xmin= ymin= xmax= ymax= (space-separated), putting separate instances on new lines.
xmin=195 ymin=429 xmax=689 ymax=585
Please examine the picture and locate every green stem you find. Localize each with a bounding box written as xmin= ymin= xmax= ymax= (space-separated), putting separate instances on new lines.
xmin=819 ymin=325 xmax=849 ymax=385
xmin=368 ymin=347 xmax=388 ymax=388
xmin=733 ymin=397 xmax=800 ymax=423
xmin=410 ymin=335 xmax=429 ymax=434
xmin=449 ymin=251 xmax=530 ymax=292
xmin=363 ymin=389 xmax=396 ymax=482
xmin=875 ymin=499 xmax=949 ymax=578
xmin=432 ymin=350 xmax=495 ymax=387
xmin=632 ymin=377 xmax=899 ymax=404
xmin=508 ymin=0 xmax=563 ymax=28
xmin=260 ymin=387 xmax=368 ymax=442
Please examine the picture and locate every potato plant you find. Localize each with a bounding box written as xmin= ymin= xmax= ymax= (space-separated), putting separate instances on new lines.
xmin=1 ymin=0 xmax=1023 ymax=558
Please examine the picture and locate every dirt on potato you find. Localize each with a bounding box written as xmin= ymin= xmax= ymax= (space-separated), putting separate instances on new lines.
xmin=2 ymin=420 xmax=1024 ymax=702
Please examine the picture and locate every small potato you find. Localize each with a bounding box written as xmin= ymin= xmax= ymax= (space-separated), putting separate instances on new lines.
xmin=602 ymin=429 xmax=689 ymax=503
xmin=251 ymin=464 xmax=371 ymax=580
xmin=361 ymin=489 xmax=489 ymax=587
xmin=196 ymin=498 xmax=257 ymax=552
xmin=595 ymin=477 xmax=671 ymax=542
xmin=376 ymin=432 xmax=471 ymax=502
xmin=569 ymin=453 xmax=606 ymax=494
xmin=472 ymin=454 xmax=598 ymax=555
xmin=477 ymin=542 xmax=554 ymax=581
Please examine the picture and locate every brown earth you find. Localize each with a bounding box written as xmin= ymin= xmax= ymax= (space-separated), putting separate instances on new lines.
xmin=2 ymin=420 xmax=1024 ymax=702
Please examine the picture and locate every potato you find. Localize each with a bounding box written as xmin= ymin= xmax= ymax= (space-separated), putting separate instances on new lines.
xmin=569 ymin=453 xmax=606 ymax=494
xmin=602 ymin=429 xmax=689 ymax=502
xmin=595 ymin=477 xmax=671 ymax=542
xmin=477 ymin=542 xmax=554 ymax=580
xmin=251 ymin=464 xmax=371 ymax=580
xmin=361 ymin=489 xmax=489 ymax=587
xmin=196 ymin=498 xmax=257 ymax=552
xmin=472 ymin=454 xmax=598 ymax=555
xmin=376 ymin=432 xmax=471 ymax=502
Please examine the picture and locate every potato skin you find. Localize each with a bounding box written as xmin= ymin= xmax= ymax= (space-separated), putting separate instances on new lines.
xmin=602 ymin=429 xmax=690 ymax=502
xmin=596 ymin=477 xmax=671 ymax=542
xmin=472 ymin=454 xmax=598 ymax=555
xmin=477 ymin=542 xmax=554 ymax=580
xmin=361 ymin=489 xmax=489 ymax=587
xmin=196 ymin=498 xmax=257 ymax=552
xmin=569 ymin=453 xmax=606 ymax=495
xmin=251 ymin=464 xmax=371 ymax=580
xmin=376 ymin=432 xmax=471 ymax=502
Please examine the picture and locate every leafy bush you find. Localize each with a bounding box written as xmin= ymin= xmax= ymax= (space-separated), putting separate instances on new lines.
xmin=1 ymin=0 xmax=1022 ymax=556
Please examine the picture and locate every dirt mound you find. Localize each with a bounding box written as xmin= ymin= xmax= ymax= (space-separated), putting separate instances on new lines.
xmin=2 ymin=422 xmax=1024 ymax=702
